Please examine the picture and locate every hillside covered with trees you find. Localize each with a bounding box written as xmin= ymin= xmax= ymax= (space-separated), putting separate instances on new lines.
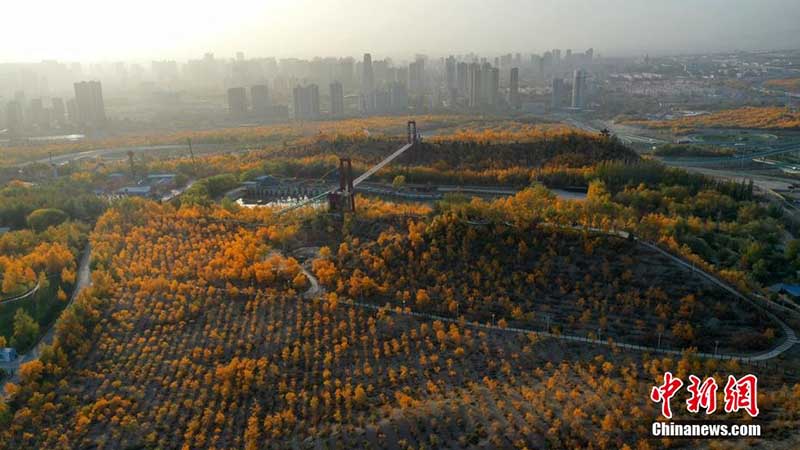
xmin=1 ymin=197 xmax=798 ymax=449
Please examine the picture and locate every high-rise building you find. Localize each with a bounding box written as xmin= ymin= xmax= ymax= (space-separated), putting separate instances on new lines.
xmin=227 ymin=87 xmax=248 ymax=118
xmin=509 ymin=68 xmax=520 ymax=110
xmin=73 ymin=81 xmax=107 ymax=128
xmin=408 ymin=57 xmax=425 ymax=94
xmin=572 ymin=69 xmax=586 ymax=109
xmin=467 ymin=63 xmax=481 ymax=108
xmin=293 ymin=84 xmax=320 ymax=120
xmin=361 ymin=53 xmax=375 ymax=113
xmin=5 ymin=101 xmax=24 ymax=135
xmin=389 ymin=82 xmax=408 ymax=111
xmin=337 ymin=57 xmax=355 ymax=89
xmin=329 ymin=81 xmax=344 ymax=116
xmin=66 ymin=99 xmax=78 ymax=124
xmin=551 ymin=78 xmax=564 ymax=109
xmin=51 ymin=98 xmax=66 ymax=126
xmin=445 ymin=56 xmax=456 ymax=92
xmin=487 ymin=66 xmax=499 ymax=106
xmin=361 ymin=53 xmax=374 ymax=94
xmin=456 ymin=62 xmax=468 ymax=96
xmin=250 ymin=85 xmax=271 ymax=116
xmin=29 ymin=98 xmax=46 ymax=128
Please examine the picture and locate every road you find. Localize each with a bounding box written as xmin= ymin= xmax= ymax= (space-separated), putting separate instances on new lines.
xmin=0 ymin=280 xmax=41 ymax=306
xmin=0 ymin=244 xmax=92 ymax=391
xmin=16 ymin=143 xmax=222 ymax=168
xmin=563 ymin=117 xmax=669 ymax=146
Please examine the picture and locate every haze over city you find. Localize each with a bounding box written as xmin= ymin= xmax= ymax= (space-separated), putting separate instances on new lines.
xmin=3 ymin=0 xmax=800 ymax=62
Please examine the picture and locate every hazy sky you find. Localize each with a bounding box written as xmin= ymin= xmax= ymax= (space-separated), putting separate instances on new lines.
xmin=3 ymin=0 xmax=800 ymax=63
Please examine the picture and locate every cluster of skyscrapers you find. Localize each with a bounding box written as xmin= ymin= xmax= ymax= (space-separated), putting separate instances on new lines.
xmin=226 ymin=84 xmax=288 ymax=119
xmin=3 ymin=80 xmax=106 ymax=137
xmin=0 ymin=48 xmax=596 ymax=133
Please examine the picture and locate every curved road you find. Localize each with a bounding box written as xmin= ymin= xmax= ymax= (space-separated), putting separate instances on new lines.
xmin=0 ymin=244 xmax=91 ymax=392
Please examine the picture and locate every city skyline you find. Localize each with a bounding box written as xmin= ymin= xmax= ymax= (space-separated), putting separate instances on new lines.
xmin=3 ymin=0 xmax=800 ymax=63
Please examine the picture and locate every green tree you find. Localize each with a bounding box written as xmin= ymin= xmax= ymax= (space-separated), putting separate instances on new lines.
xmin=11 ymin=308 xmax=39 ymax=351
xmin=26 ymin=208 xmax=68 ymax=232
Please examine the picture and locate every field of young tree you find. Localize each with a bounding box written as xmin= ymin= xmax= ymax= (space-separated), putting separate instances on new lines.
xmin=0 ymin=197 xmax=798 ymax=449
xmin=625 ymin=107 xmax=800 ymax=131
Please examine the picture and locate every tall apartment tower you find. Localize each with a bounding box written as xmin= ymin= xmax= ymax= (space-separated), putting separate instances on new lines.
xmin=551 ymin=78 xmax=564 ymax=109
xmin=467 ymin=63 xmax=482 ymax=108
xmin=293 ymin=84 xmax=320 ymax=120
xmin=487 ymin=66 xmax=499 ymax=106
xmin=509 ymin=68 xmax=520 ymax=109
xmin=572 ymin=69 xmax=586 ymax=109
xmin=361 ymin=53 xmax=374 ymax=93
xmin=456 ymin=62 xmax=468 ymax=96
xmin=389 ymin=82 xmax=408 ymax=111
xmin=73 ymin=81 xmax=107 ymax=128
xmin=329 ymin=81 xmax=344 ymax=116
xmin=227 ymin=87 xmax=248 ymax=118
xmin=250 ymin=85 xmax=271 ymax=116
xmin=408 ymin=57 xmax=425 ymax=94
xmin=5 ymin=101 xmax=24 ymax=135
xmin=361 ymin=53 xmax=375 ymax=112
xmin=445 ymin=56 xmax=456 ymax=92
xmin=51 ymin=98 xmax=66 ymax=126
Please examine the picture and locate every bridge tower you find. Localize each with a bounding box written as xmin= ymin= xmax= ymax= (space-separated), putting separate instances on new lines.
xmin=407 ymin=120 xmax=418 ymax=144
xmin=328 ymin=157 xmax=356 ymax=213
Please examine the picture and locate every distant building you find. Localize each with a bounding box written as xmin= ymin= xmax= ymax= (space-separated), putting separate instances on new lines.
xmin=389 ymin=82 xmax=409 ymax=111
xmin=408 ymin=57 xmax=425 ymax=94
xmin=481 ymin=64 xmax=499 ymax=106
xmin=551 ymin=78 xmax=565 ymax=109
xmin=51 ymin=97 xmax=66 ymax=126
xmin=117 ymin=186 xmax=152 ymax=197
xmin=293 ymin=84 xmax=320 ymax=120
xmin=66 ymin=98 xmax=78 ymax=124
xmin=468 ymin=63 xmax=481 ymax=108
xmin=361 ymin=53 xmax=374 ymax=94
xmin=29 ymin=98 xmax=47 ymax=128
xmin=329 ymin=81 xmax=344 ymax=116
xmin=456 ymin=62 xmax=468 ymax=96
xmin=509 ymin=67 xmax=520 ymax=109
xmin=445 ymin=56 xmax=456 ymax=92
xmin=227 ymin=87 xmax=248 ymax=118
xmin=5 ymin=101 xmax=23 ymax=135
xmin=250 ymin=85 xmax=271 ymax=116
xmin=572 ymin=69 xmax=586 ymax=109
xmin=73 ymin=80 xmax=107 ymax=128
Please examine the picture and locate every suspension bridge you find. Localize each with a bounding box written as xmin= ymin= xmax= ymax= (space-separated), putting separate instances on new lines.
xmin=278 ymin=120 xmax=420 ymax=214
